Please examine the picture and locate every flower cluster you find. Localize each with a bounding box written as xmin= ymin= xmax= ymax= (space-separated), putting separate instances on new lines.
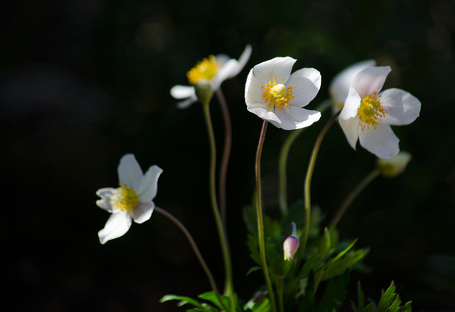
xmin=95 ymin=48 xmax=421 ymax=312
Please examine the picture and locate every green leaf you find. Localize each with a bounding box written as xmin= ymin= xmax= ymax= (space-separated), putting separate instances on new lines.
xmin=317 ymin=270 xmax=350 ymax=312
xmin=160 ymin=294 xmax=204 ymax=309
xmin=321 ymin=248 xmax=369 ymax=281
xmin=199 ymin=291 xmax=230 ymax=311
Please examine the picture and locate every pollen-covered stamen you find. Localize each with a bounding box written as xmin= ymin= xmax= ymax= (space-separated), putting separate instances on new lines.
xmin=111 ymin=185 xmax=138 ymax=212
xmin=261 ymin=77 xmax=294 ymax=110
xmin=187 ymin=55 xmax=219 ymax=85
xmin=357 ymin=92 xmax=387 ymax=130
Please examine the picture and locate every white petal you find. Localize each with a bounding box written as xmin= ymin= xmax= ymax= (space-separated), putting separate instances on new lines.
xmin=225 ymin=44 xmax=252 ymax=79
xmin=252 ymin=57 xmax=296 ymax=85
xmin=247 ymin=107 xmax=282 ymax=125
xmin=339 ymin=116 xmax=360 ymax=150
xmin=359 ymin=124 xmax=400 ymax=159
xmin=213 ymin=59 xmax=238 ymax=90
xmin=96 ymin=188 xmax=116 ymax=212
xmin=340 ymin=87 xmax=362 ymax=120
xmin=245 ymin=69 xmax=267 ymax=107
xmin=131 ymin=201 xmax=154 ymax=224
xmin=170 ymin=85 xmax=195 ymax=99
xmin=380 ymin=88 xmax=421 ymax=125
xmin=118 ymin=154 xmax=143 ymax=190
xmin=329 ymin=60 xmax=376 ymax=104
xmin=137 ymin=165 xmax=163 ymax=201
xmin=286 ymin=68 xmax=321 ymax=108
xmin=177 ymin=96 xmax=197 ymax=109
xmin=98 ymin=213 xmax=132 ymax=244
xmin=352 ymin=66 xmax=391 ymax=96
xmin=276 ymin=107 xmax=321 ymax=130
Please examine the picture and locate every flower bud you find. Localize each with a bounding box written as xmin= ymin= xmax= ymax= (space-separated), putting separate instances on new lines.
xmin=376 ymin=151 xmax=411 ymax=178
xmin=194 ymin=78 xmax=213 ymax=106
xmin=283 ymin=222 xmax=299 ymax=260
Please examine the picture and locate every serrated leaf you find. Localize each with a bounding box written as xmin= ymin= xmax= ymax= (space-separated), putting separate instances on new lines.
xmin=321 ymin=248 xmax=369 ymax=281
xmin=317 ymin=270 xmax=350 ymax=312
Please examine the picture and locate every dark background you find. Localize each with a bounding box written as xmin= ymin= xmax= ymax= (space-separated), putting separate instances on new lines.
xmin=2 ymin=0 xmax=455 ymax=311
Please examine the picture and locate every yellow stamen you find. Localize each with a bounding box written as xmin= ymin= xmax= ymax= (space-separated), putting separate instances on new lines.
xmin=261 ymin=77 xmax=294 ymax=110
xmin=187 ymin=55 xmax=219 ymax=85
xmin=357 ymin=92 xmax=387 ymax=130
xmin=111 ymin=185 xmax=138 ymax=212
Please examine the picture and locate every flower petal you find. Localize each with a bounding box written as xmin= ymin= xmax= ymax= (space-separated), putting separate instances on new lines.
xmin=330 ymin=60 xmax=376 ymax=105
xmin=380 ymin=88 xmax=421 ymax=125
xmin=359 ymin=124 xmax=400 ymax=159
xmin=137 ymin=165 xmax=163 ymax=201
xmin=340 ymin=87 xmax=362 ymax=120
xmin=118 ymin=154 xmax=143 ymax=190
xmin=339 ymin=116 xmax=360 ymax=150
xmin=98 ymin=213 xmax=132 ymax=244
xmin=96 ymin=188 xmax=116 ymax=212
xmin=286 ymin=68 xmax=321 ymax=108
xmin=276 ymin=107 xmax=321 ymax=130
xmin=252 ymin=57 xmax=296 ymax=85
xmin=131 ymin=201 xmax=155 ymax=224
xmin=245 ymin=69 xmax=267 ymax=107
xmin=247 ymin=107 xmax=282 ymax=126
xmin=352 ymin=66 xmax=391 ymax=96
xmin=170 ymin=85 xmax=195 ymax=99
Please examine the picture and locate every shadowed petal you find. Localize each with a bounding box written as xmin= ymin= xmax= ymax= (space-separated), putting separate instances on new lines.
xmin=118 ymin=154 xmax=143 ymax=190
xmin=137 ymin=165 xmax=163 ymax=201
xmin=339 ymin=117 xmax=360 ymax=149
xmin=98 ymin=213 xmax=132 ymax=244
xmin=277 ymin=107 xmax=321 ymax=130
xmin=286 ymin=68 xmax=321 ymax=108
xmin=132 ymin=201 xmax=154 ymax=224
xmin=352 ymin=66 xmax=391 ymax=96
xmin=359 ymin=124 xmax=400 ymax=159
xmin=380 ymin=88 xmax=421 ymax=125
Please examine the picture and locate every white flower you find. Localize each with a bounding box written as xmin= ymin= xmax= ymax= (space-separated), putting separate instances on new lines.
xmin=96 ymin=154 xmax=163 ymax=244
xmin=245 ymin=57 xmax=321 ymax=130
xmin=170 ymin=44 xmax=252 ymax=108
xmin=339 ymin=66 xmax=421 ymax=159
xmin=329 ymin=60 xmax=376 ymax=112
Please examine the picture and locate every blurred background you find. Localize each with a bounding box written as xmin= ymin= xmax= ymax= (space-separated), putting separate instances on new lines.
xmin=2 ymin=0 xmax=455 ymax=311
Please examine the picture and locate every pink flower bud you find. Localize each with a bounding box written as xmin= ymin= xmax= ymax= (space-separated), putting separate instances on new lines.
xmin=283 ymin=235 xmax=299 ymax=260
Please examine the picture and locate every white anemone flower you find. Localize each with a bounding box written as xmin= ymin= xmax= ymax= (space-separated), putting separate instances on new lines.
xmin=329 ymin=60 xmax=376 ymax=112
xmin=339 ymin=66 xmax=421 ymax=159
xmin=170 ymin=44 xmax=252 ymax=108
xmin=245 ymin=56 xmax=321 ymax=130
xmin=96 ymin=154 xmax=162 ymax=244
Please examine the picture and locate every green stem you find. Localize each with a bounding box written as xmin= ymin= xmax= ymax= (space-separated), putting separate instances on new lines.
xmin=278 ymin=99 xmax=333 ymax=216
xmin=215 ymin=88 xmax=232 ymax=227
xmin=329 ymin=169 xmax=380 ymax=228
xmin=202 ymin=103 xmax=236 ymax=311
xmin=255 ymin=120 xmax=277 ymax=312
xmin=154 ymin=206 xmax=230 ymax=312
xmin=301 ymin=111 xmax=340 ymax=255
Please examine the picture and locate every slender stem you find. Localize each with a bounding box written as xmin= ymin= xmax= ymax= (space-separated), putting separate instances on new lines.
xmin=301 ymin=111 xmax=340 ymax=255
xmin=255 ymin=121 xmax=277 ymax=312
xmin=154 ymin=206 xmax=229 ymax=312
xmin=278 ymin=129 xmax=303 ymax=216
xmin=215 ymin=88 xmax=232 ymax=227
xmin=329 ymin=169 xmax=380 ymax=228
xmin=278 ymin=99 xmax=333 ymax=217
xmin=202 ymin=104 xmax=236 ymax=311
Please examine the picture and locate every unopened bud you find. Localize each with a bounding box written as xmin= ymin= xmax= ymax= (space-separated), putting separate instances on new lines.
xmin=283 ymin=222 xmax=299 ymax=260
xmin=377 ymin=151 xmax=411 ymax=178
xmin=194 ymin=79 xmax=213 ymax=106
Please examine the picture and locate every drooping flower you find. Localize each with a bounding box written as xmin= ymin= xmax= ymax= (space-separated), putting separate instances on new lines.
xmin=283 ymin=222 xmax=299 ymax=261
xmin=245 ymin=57 xmax=321 ymax=130
xmin=170 ymin=44 xmax=252 ymax=108
xmin=96 ymin=154 xmax=162 ymax=244
xmin=329 ymin=60 xmax=376 ymax=112
xmin=339 ymin=66 xmax=421 ymax=159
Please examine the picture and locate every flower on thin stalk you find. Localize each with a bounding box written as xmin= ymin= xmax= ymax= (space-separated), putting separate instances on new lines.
xmin=339 ymin=66 xmax=421 ymax=159
xmin=245 ymin=57 xmax=321 ymax=130
xmin=96 ymin=154 xmax=162 ymax=244
xmin=170 ymin=44 xmax=252 ymax=108
xmin=329 ymin=60 xmax=376 ymax=112
xmin=283 ymin=222 xmax=299 ymax=261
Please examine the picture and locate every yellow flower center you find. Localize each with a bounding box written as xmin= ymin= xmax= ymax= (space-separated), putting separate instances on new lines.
xmin=261 ymin=77 xmax=294 ymax=110
xmin=111 ymin=185 xmax=138 ymax=212
xmin=187 ymin=55 xmax=219 ymax=85
xmin=356 ymin=92 xmax=387 ymax=130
